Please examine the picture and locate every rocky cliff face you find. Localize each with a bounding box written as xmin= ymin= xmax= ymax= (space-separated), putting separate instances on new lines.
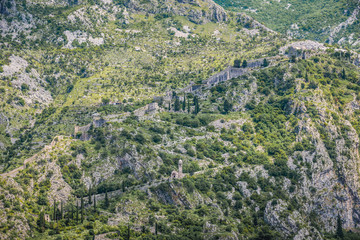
xmin=0 ymin=0 xmax=16 ymax=15
xmin=125 ymin=0 xmax=227 ymax=23
xmin=292 ymin=91 xmax=360 ymax=231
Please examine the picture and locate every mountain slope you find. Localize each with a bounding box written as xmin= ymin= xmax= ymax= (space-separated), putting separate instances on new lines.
xmin=214 ymin=0 xmax=360 ymax=50
xmin=0 ymin=0 xmax=360 ymax=240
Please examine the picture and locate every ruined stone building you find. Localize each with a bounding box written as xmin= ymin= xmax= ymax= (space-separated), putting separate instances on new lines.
xmin=170 ymin=159 xmax=184 ymax=179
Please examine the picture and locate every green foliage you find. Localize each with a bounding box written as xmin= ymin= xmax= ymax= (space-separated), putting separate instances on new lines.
xmin=195 ymin=177 xmax=211 ymax=193
xmin=234 ymin=59 xmax=241 ymax=68
xmin=242 ymin=59 xmax=247 ymax=68
xmin=174 ymin=97 xmax=180 ymax=111
xmin=215 ymin=0 xmax=360 ymax=46
xmin=37 ymin=211 xmax=46 ymax=232
xmin=223 ymin=99 xmax=233 ymax=114
xmin=21 ymin=83 xmax=29 ymax=92
xmin=336 ymin=214 xmax=344 ymax=239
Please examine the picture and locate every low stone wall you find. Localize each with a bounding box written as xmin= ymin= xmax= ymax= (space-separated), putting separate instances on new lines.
xmin=180 ymin=57 xmax=273 ymax=93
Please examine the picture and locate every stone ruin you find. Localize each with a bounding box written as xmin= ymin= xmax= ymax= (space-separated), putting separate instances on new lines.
xmin=74 ymin=124 xmax=91 ymax=141
xmin=170 ymin=159 xmax=184 ymax=179
xmin=73 ymin=117 xmax=106 ymax=141
xmin=146 ymin=102 xmax=159 ymax=114
xmin=280 ymin=40 xmax=327 ymax=60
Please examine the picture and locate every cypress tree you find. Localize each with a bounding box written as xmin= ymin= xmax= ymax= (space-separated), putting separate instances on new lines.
xmin=105 ymin=191 xmax=109 ymax=208
xmin=60 ymin=201 xmax=63 ymax=220
xmin=182 ymin=94 xmax=186 ymax=111
xmin=263 ymin=58 xmax=269 ymax=67
xmin=71 ymin=204 xmax=74 ymax=220
xmin=234 ymin=59 xmax=241 ymax=68
xmin=155 ymin=221 xmax=158 ymax=235
xmin=81 ymin=196 xmax=84 ymax=223
xmin=38 ymin=211 xmax=46 ymax=232
xmin=223 ymin=99 xmax=232 ymax=114
xmin=342 ymin=68 xmax=346 ymax=79
xmin=53 ymin=199 xmax=56 ymax=222
xmin=193 ymin=96 xmax=200 ymax=114
xmin=76 ymin=201 xmax=79 ymax=222
xmin=336 ymin=214 xmax=344 ymax=239
xmin=242 ymin=59 xmax=247 ymax=68
xmin=187 ymin=98 xmax=190 ymax=113
xmin=174 ymin=97 xmax=180 ymax=111
xmin=93 ymin=196 xmax=96 ymax=211
xmin=168 ymin=102 xmax=171 ymax=111
xmin=127 ymin=224 xmax=131 ymax=240
xmin=66 ymin=204 xmax=70 ymax=223
xmin=56 ymin=208 xmax=61 ymax=221
xmin=88 ymin=187 xmax=92 ymax=205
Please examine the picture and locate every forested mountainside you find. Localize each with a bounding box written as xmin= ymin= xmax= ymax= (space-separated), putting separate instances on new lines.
xmin=0 ymin=0 xmax=360 ymax=239
xmin=214 ymin=0 xmax=360 ymax=50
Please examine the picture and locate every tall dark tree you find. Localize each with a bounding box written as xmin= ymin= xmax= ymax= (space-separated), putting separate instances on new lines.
xmin=242 ymin=60 xmax=248 ymax=68
xmin=56 ymin=208 xmax=61 ymax=221
xmin=155 ymin=221 xmax=158 ymax=235
xmin=105 ymin=191 xmax=109 ymax=208
xmin=336 ymin=214 xmax=344 ymax=239
xmin=93 ymin=196 xmax=96 ymax=211
xmin=60 ymin=201 xmax=63 ymax=220
xmin=53 ymin=199 xmax=56 ymax=222
xmin=182 ymin=94 xmax=186 ymax=111
xmin=195 ymin=100 xmax=200 ymax=114
xmin=81 ymin=196 xmax=84 ymax=223
xmin=223 ymin=99 xmax=232 ymax=114
xmin=187 ymin=98 xmax=190 ymax=113
xmin=88 ymin=187 xmax=92 ymax=205
xmin=127 ymin=224 xmax=131 ymax=240
xmin=76 ymin=201 xmax=79 ymax=222
xmin=342 ymin=68 xmax=346 ymax=79
xmin=174 ymin=97 xmax=180 ymax=111
xmin=37 ymin=211 xmax=46 ymax=232
xmin=262 ymin=58 xmax=269 ymax=67
xmin=71 ymin=204 xmax=74 ymax=220
xmin=168 ymin=102 xmax=171 ymax=111
xmin=193 ymin=96 xmax=200 ymax=114
xmin=234 ymin=59 xmax=241 ymax=68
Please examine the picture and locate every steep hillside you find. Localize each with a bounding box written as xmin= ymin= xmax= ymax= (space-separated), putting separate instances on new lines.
xmin=0 ymin=0 xmax=360 ymax=240
xmin=214 ymin=0 xmax=360 ymax=50
xmin=0 ymin=0 xmax=282 ymax=165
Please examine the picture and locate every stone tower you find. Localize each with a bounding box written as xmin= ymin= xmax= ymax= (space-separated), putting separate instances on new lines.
xmin=178 ymin=159 xmax=183 ymax=178
xmin=170 ymin=159 xmax=184 ymax=179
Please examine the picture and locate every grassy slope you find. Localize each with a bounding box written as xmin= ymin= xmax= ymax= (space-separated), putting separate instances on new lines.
xmin=214 ymin=0 xmax=360 ymax=48
xmin=0 ymin=1 xmax=284 ymax=166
